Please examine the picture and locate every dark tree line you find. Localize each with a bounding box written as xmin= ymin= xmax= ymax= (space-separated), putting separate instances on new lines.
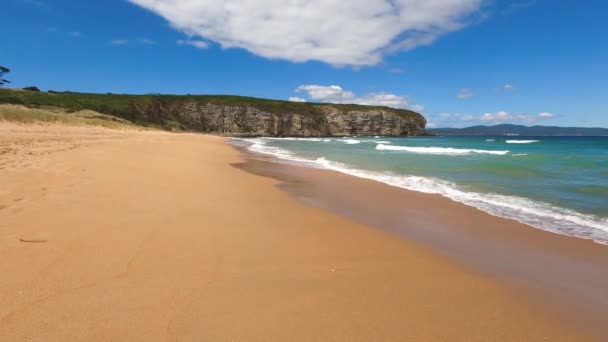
xmin=0 ymin=65 xmax=10 ymax=86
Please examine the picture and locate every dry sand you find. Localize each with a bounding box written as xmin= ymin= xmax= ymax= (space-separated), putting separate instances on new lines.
xmin=0 ymin=123 xmax=596 ymax=341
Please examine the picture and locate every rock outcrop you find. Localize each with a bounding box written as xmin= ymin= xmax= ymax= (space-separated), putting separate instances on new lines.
xmin=0 ymin=89 xmax=427 ymax=136
xmin=127 ymin=99 xmax=427 ymax=137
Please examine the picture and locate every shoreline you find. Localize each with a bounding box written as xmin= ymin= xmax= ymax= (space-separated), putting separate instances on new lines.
xmin=0 ymin=124 xmax=601 ymax=340
xmin=239 ymin=136 xmax=608 ymax=245
xmin=232 ymin=141 xmax=608 ymax=338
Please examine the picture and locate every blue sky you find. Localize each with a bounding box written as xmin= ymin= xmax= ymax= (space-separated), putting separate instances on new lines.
xmin=2 ymin=0 xmax=607 ymax=127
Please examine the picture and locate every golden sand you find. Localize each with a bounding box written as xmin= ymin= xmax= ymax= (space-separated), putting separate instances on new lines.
xmin=0 ymin=123 xmax=593 ymax=341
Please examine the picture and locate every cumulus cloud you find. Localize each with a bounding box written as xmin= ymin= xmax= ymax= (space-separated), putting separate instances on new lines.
xmin=481 ymin=112 xmax=557 ymax=124
xmin=499 ymin=84 xmax=514 ymax=91
xmin=288 ymin=97 xmax=307 ymax=103
xmin=177 ymin=39 xmax=209 ymax=49
xmin=128 ymin=0 xmax=484 ymax=66
xmin=480 ymin=111 xmax=511 ymax=122
xmin=457 ymin=88 xmax=474 ymax=99
xmin=294 ymin=85 xmax=404 ymax=109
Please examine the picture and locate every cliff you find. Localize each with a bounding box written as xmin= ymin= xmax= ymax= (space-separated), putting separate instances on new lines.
xmin=0 ymin=89 xmax=427 ymax=136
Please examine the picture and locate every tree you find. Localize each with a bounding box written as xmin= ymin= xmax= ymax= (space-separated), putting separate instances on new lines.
xmin=0 ymin=65 xmax=10 ymax=86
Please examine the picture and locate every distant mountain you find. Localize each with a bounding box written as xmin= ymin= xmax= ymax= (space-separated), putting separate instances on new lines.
xmin=428 ymin=124 xmax=608 ymax=136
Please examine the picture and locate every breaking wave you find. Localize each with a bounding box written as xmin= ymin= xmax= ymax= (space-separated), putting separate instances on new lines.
xmin=506 ymin=140 xmax=540 ymax=144
xmin=235 ymin=138 xmax=608 ymax=245
xmin=376 ymin=144 xmax=510 ymax=155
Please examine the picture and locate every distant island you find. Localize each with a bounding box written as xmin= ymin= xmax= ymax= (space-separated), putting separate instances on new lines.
xmin=428 ymin=124 xmax=608 ymax=136
xmin=0 ymin=88 xmax=426 ymax=137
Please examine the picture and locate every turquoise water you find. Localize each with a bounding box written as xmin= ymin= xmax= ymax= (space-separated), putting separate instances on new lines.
xmin=237 ymin=136 xmax=608 ymax=244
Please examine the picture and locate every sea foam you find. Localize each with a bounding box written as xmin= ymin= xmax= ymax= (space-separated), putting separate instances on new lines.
xmin=506 ymin=140 xmax=540 ymax=144
xmin=376 ymin=144 xmax=510 ymax=155
xmin=237 ymin=138 xmax=608 ymax=245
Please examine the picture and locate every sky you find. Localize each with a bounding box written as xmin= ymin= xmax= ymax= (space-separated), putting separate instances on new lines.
xmin=2 ymin=0 xmax=607 ymax=128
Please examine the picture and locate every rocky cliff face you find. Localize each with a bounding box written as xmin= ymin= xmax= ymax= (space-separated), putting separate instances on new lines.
xmin=129 ymin=99 xmax=427 ymax=137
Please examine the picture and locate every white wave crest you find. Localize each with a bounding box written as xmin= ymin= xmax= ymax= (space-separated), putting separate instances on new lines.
xmin=506 ymin=140 xmax=540 ymax=144
xmin=343 ymin=139 xmax=361 ymax=145
xmin=376 ymin=144 xmax=510 ymax=155
xmin=265 ymin=137 xmax=324 ymax=142
xmin=236 ymin=138 xmax=608 ymax=245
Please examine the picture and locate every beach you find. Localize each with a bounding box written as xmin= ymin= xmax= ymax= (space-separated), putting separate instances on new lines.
xmin=0 ymin=123 xmax=602 ymax=341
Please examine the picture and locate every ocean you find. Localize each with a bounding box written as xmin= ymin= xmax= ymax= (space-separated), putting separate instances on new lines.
xmin=235 ymin=135 xmax=608 ymax=244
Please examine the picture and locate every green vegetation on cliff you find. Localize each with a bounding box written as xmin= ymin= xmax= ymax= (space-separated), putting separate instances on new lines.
xmin=0 ymin=88 xmax=426 ymax=136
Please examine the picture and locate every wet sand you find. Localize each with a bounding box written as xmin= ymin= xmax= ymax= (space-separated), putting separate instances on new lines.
xmin=235 ymin=145 xmax=608 ymax=338
xmin=0 ymin=123 xmax=600 ymax=340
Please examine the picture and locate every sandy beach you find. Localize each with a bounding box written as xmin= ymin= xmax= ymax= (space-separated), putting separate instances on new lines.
xmin=0 ymin=123 xmax=599 ymax=341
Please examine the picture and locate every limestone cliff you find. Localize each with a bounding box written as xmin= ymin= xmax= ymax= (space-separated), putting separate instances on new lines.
xmin=128 ymin=98 xmax=427 ymax=137
xmin=0 ymin=89 xmax=427 ymax=136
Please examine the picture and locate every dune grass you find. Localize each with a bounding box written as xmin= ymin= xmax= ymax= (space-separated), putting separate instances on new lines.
xmin=0 ymin=104 xmax=141 ymax=129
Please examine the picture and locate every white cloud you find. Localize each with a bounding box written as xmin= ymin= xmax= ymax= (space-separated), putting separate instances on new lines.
xmin=177 ymin=39 xmax=209 ymax=49
xmin=296 ymin=85 xmax=355 ymax=103
xmin=129 ymin=0 xmax=484 ymax=66
xmin=409 ymin=104 xmax=425 ymax=112
xmin=457 ymin=88 xmax=474 ymax=99
xmin=480 ymin=111 xmax=512 ymax=123
xmin=288 ymin=97 xmax=307 ymax=103
xmin=430 ymin=111 xmax=557 ymax=127
xmin=110 ymin=39 xmax=129 ymax=45
xmin=480 ymin=112 xmax=557 ymax=124
xmin=293 ymin=84 xmax=420 ymax=109
xmin=426 ymin=120 xmax=438 ymax=128
xmin=457 ymin=114 xmax=476 ymax=122
xmin=500 ymin=84 xmax=514 ymax=91
xmin=69 ymin=31 xmax=82 ymax=38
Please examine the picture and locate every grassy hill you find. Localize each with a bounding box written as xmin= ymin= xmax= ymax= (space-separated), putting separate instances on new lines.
xmin=0 ymin=104 xmax=142 ymax=129
xmin=0 ymin=88 xmax=421 ymax=130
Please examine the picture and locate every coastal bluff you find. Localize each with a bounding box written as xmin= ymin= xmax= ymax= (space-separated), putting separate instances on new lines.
xmin=0 ymin=89 xmax=427 ymax=137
